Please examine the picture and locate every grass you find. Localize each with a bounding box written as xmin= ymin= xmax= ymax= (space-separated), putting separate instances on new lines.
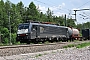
xmin=44 ymin=41 xmax=49 ymax=44
xmin=76 ymin=42 xmax=90 ymax=48
xmin=63 ymin=44 xmax=75 ymax=48
xmin=0 ymin=43 xmax=8 ymax=46
xmin=63 ymin=42 xmax=90 ymax=48
xmin=0 ymin=42 xmax=28 ymax=46
xmin=35 ymin=54 xmax=42 ymax=58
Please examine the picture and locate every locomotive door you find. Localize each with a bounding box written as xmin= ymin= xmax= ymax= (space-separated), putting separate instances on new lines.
xmin=31 ymin=25 xmax=39 ymax=39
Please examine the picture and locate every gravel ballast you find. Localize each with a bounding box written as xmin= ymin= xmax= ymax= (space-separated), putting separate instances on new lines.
xmin=1 ymin=46 xmax=90 ymax=60
xmin=0 ymin=41 xmax=89 ymax=57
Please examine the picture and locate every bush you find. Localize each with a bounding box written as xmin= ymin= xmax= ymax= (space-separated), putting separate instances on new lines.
xmin=1 ymin=27 xmax=9 ymax=44
xmin=0 ymin=27 xmax=17 ymax=44
xmin=4 ymin=38 xmax=9 ymax=44
xmin=11 ymin=33 xmax=17 ymax=44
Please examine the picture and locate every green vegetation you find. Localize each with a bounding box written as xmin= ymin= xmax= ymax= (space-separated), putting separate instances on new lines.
xmin=76 ymin=42 xmax=90 ymax=48
xmin=63 ymin=44 xmax=75 ymax=48
xmin=44 ymin=41 xmax=49 ymax=44
xmin=35 ymin=54 xmax=42 ymax=58
xmin=63 ymin=42 xmax=90 ymax=48
xmin=34 ymin=53 xmax=48 ymax=58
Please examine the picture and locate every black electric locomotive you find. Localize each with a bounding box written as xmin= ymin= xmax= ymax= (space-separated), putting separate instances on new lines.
xmin=16 ymin=21 xmax=71 ymax=43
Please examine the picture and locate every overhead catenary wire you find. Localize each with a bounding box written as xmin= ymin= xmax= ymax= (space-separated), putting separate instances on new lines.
xmin=72 ymin=0 xmax=90 ymax=24
xmin=45 ymin=0 xmax=78 ymax=18
xmin=79 ymin=11 xmax=90 ymax=23
xmin=34 ymin=0 xmax=52 ymax=6
xmin=78 ymin=0 xmax=90 ymax=22
xmin=77 ymin=0 xmax=90 ymax=8
xmin=33 ymin=0 xmax=74 ymax=21
xmin=83 ymin=12 xmax=90 ymax=17
xmin=33 ymin=0 xmax=70 ymax=13
xmin=34 ymin=0 xmax=90 ymax=22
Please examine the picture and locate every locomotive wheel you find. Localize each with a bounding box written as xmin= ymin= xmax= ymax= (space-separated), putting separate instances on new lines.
xmin=26 ymin=41 xmax=30 ymax=44
xmin=34 ymin=38 xmax=39 ymax=44
xmin=20 ymin=41 xmax=23 ymax=43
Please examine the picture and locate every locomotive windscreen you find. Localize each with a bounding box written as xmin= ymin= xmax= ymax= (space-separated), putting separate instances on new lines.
xmin=18 ymin=23 xmax=29 ymax=30
xmin=17 ymin=23 xmax=29 ymax=34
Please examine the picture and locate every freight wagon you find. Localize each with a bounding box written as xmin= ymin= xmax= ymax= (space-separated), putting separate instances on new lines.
xmin=82 ymin=29 xmax=90 ymax=40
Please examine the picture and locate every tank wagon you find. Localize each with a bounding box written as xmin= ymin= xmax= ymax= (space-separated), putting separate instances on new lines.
xmin=68 ymin=27 xmax=80 ymax=40
xmin=16 ymin=21 xmax=71 ymax=43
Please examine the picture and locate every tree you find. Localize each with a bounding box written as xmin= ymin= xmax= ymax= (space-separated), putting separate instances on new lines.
xmin=0 ymin=0 xmax=5 ymax=27
xmin=16 ymin=1 xmax=24 ymax=22
xmin=67 ymin=18 xmax=76 ymax=27
xmin=46 ymin=8 xmax=53 ymax=22
xmin=25 ymin=2 xmax=39 ymax=21
xmin=11 ymin=1 xmax=24 ymax=33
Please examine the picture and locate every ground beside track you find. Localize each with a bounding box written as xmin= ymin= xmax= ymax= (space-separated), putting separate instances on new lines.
xmin=0 ymin=40 xmax=89 ymax=57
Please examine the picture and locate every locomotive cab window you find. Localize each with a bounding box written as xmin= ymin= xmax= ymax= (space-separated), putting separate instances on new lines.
xmin=17 ymin=23 xmax=29 ymax=34
xmin=18 ymin=23 xmax=29 ymax=30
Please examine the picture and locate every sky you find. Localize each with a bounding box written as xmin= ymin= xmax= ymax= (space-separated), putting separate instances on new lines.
xmin=3 ymin=0 xmax=90 ymax=24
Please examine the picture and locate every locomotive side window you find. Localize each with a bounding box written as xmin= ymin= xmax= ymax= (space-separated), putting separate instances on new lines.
xmin=40 ymin=27 xmax=44 ymax=33
xmin=32 ymin=25 xmax=37 ymax=31
xmin=31 ymin=25 xmax=38 ymax=33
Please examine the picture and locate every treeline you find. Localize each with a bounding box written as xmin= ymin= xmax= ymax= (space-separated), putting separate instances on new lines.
xmin=0 ymin=0 xmax=89 ymax=44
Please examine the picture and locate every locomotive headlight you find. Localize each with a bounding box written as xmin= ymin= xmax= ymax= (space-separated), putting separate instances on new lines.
xmin=18 ymin=34 xmax=19 ymax=36
xmin=26 ymin=34 xmax=28 ymax=35
xmin=18 ymin=30 xmax=20 ymax=32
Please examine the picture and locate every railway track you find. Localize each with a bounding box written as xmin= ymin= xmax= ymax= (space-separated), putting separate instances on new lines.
xmin=0 ymin=42 xmax=66 ymax=49
xmin=0 ymin=40 xmax=89 ymax=56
